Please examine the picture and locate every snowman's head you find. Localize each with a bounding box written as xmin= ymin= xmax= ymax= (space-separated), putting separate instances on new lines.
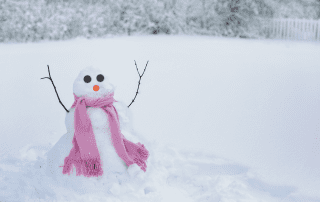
xmin=73 ymin=67 xmax=115 ymax=98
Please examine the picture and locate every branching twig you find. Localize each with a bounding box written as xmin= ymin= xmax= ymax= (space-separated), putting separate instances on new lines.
xmin=41 ymin=65 xmax=69 ymax=113
xmin=128 ymin=60 xmax=149 ymax=108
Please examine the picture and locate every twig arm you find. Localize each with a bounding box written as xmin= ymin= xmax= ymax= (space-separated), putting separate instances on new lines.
xmin=140 ymin=61 xmax=148 ymax=77
xmin=41 ymin=65 xmax=69 ymax=113
xmin=128 ymin=60 xmax=149 ymax=108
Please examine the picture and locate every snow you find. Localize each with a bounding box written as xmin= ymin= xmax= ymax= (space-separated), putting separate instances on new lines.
xmin=0 ymin=35 xmax=320 ymax=201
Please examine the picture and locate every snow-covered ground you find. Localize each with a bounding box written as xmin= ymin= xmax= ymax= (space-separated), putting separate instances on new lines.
xmin=0 ymin=35 xmax=320 ymax=201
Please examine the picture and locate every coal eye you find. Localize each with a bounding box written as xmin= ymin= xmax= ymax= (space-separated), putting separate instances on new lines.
xmin=96 ymin=74 xmax=104 ymax=82
xmin=83 ymin=75 xmax=91 ymax=83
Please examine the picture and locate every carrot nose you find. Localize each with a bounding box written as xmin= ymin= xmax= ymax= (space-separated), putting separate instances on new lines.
xmin=93 ymin=85 xmax=99 ymax=92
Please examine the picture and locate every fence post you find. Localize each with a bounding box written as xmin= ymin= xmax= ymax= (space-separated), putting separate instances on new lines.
xmin=277 ymin=20 xmax=280 ymax=39
xmin=315 ymin=20 xmax=318 ymax=42
xmin=271 ymin=19 xmax=274 ymax=38
xmin=273 ymin=19 xmax=277 ymax=39
xmin=280 ymin=19 xmax=283 ymax=39
xmin=298 ymin=19 xmax=301 ymax=40
xmin=300 ymin=19 xmax=305 ymax=40
xmin=306 ymin=19 xmax=309 ymax=41
xmin=274 ymin=19 xmax=277 ymax=39
xmin=287 ymin=19 xmax=290 ymax=40
xmin=298 ymin=19 xmax=302 ymax=40
xmin=316 ymin=20 xmax=318 ymax=41
xmin=278 ymin=19 xmax=281 ymax=39
xmin=311 ymin=20 xmax=314 ymax=41
xmin=287 ymin=19 xmax=290 ymax=39
xmin=288 ymin=19 xmax=290 ymax=40
xmin=297 ymin=19 xmax=300 ymax=40
xmin=316 ymin=21 xmax=318 ymax=41
xmin=318 ymin=21 xmax=320 ymax=42
xmin=310 ymin=20 xmax=312 ymax=41
xmin=283 ymin=19 xmax=286 ymax=39
xmin=296 ymin=19 xmax=298 ymax=40
xmin=277 ymin=19 xmax=280 ymax=39
xmin=303 ymin=19 xmax=306 ymax=40
xmin=308 ymin=19 xmax=311 ymax=41
xmin=292 ymin=19 xmax=295 ymax=40
xmin=284 ymin=18 xmax=290 ymax=40
xmin=294 ymin=18 xmax=298 ymax=40
xmin=284 ymin=19 xmax=286 ymax=40
xmin=291 ymin=19 xmax=294 ymax=40
xmin=272 ymin=19 xmax=275 ymax=38
xmin=300 ymin=19 xmax=306 ymax=40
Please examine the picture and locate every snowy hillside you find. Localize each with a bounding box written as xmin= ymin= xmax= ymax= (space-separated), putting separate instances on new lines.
xmin=0 ymin=36 xmax=320 ymax=201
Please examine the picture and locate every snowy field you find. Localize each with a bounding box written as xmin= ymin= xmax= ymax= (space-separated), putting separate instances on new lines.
xmin=0 ymin=35 xmax=320 ymax=201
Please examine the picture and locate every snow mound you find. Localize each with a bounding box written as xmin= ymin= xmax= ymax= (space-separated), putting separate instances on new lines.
xmin=0 ymin=139 xmax=308 ymax=202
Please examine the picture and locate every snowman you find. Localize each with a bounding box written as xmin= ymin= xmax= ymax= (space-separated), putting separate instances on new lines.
xmin=45 ymin=66 xmax=149 ymax=192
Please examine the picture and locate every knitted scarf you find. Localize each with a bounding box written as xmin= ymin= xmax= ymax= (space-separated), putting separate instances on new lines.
xmin=62 ymin=92 xmax=149 ymax=177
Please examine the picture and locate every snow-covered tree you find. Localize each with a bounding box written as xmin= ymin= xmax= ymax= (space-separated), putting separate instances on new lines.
xmin=213 ymin=0 xmax=273 ymax=38
xmin=2 ymin=0 xmax=320 ymax=42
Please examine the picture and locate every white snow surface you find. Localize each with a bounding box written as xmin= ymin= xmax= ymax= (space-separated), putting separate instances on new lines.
xmin=0 ymin=35 xmax=320 ymax=201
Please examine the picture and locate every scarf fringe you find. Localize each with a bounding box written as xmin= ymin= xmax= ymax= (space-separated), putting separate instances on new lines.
xmin=62 ymin=156 xmax=103 ymax=177
xmin=123 ymin=140 xmax=149 ymax=172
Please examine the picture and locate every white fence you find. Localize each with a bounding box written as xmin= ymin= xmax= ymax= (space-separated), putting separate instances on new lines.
xmin=262 ymin=18 xmax=320 ymax=41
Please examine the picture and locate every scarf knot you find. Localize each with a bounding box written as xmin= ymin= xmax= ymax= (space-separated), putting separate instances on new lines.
xmin=72 ymin=93 xmax=116 ymax=108
xmin=62 ymin=92 xmax=149 ymax=177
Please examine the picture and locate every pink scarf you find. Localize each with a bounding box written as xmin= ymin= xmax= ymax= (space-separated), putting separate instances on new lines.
xmin=62 ymin=92 xmax=149 ymax=177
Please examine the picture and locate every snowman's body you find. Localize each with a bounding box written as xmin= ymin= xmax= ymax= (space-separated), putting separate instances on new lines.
xmin=66 ymin=106 xmax=128 ymax=174
xmin=46 ymin=67 xmax=141 ymax=187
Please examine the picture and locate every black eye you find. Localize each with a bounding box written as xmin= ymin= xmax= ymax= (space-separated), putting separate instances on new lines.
xmin=84 ymin=75 xmax=91 ymax=83
xmin=97 ymin=74 xmax=104 ymax=82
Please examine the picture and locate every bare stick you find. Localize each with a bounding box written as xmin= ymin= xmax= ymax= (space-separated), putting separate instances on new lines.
xmin=41 ymin=65 xmax=69 ymax=113
xmin=128 ymin=60 xmax=149 ymax=108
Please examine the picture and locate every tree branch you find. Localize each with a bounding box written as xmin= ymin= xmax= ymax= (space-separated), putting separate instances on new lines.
xmin=128 ymin=60 xmax=149 ymax=108
xmin=41 ymin=65 xmax=69 ymax=113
